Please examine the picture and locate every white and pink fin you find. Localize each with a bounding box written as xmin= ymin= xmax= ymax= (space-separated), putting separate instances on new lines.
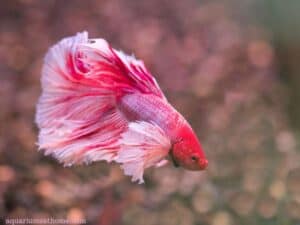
xmin=116 ymin=121 xmax=171 ymax=183
xmin=36 ymin=32 xmax=127 ymax=165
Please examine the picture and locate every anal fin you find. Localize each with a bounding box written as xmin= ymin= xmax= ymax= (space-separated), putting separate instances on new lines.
xmin=115 ymin=121 xmax=171 ymax=183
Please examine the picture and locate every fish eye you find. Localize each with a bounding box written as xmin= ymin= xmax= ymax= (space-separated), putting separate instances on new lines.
xmin=191 ymin=156 xmax=198 ymax=162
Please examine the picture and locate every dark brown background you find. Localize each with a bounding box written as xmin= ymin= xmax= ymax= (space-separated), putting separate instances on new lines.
xmin=1 ymin=0 xmax=300 ymax=224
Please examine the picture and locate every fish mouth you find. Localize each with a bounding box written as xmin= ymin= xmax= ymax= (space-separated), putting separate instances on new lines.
xmin=169 ymin=152 xmax=180 ymax=168
xmin=199 ymin=158 xmax=208 ymax=170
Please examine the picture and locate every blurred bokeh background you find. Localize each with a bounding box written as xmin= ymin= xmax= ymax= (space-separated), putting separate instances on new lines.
xmin=1 ymin=0 xmax=300 ymax=224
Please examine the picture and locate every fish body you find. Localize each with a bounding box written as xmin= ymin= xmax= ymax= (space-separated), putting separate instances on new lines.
xmin=118 ymin=93 xmax=207 ymax=171
xmin=36 ymin=32 xmax=208 ymax=183
xmin=118 ymin=94 xmax=181 ymax=137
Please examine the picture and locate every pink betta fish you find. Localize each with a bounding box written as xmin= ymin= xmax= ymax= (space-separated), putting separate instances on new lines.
xmin=36 ymin=32 xmax=208 ymax=183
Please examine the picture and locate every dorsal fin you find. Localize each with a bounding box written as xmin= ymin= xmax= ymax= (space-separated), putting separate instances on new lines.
xmin=77 ymin=34 xmax=167 ymax=100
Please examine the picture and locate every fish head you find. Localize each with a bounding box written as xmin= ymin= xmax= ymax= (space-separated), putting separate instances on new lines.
xmin=171 ymin=125 xmax=208 ymax=171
